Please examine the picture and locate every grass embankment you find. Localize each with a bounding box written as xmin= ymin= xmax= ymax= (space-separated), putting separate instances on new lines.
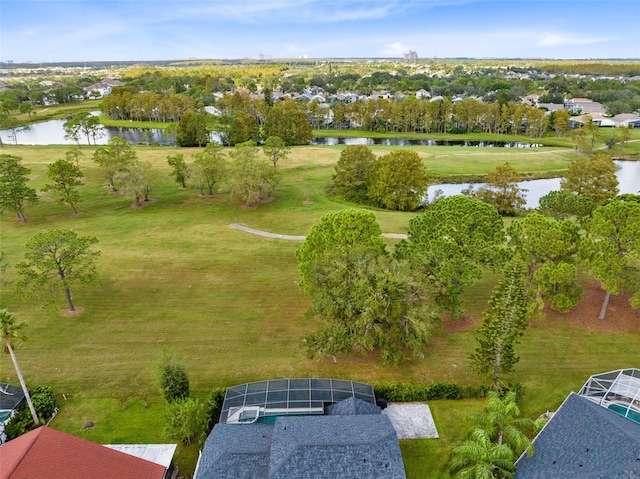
xmin=0 ymin=144 xmax=638 ymax=477
xmin=14 ymin=100 xmax=103 ymax=126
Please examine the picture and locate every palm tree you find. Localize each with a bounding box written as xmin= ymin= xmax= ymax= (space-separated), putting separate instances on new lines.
xmin=450 ymin=428 xmax=516 ymax=479
xmin=471 ymin=391 xmax=534 ymax=455
xmin=0 ymin=309 xmax=39 ymax=425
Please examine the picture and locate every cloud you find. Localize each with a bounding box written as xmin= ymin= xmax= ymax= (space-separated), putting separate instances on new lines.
xmin=381 ymin=42 xmax=412 ymax=56
xmin=537 ymin=32 xmax=614 ymax=47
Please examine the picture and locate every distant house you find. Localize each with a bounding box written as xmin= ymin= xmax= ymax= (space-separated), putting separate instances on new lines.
xmin=416 ymin=89 xmax=431 ymax=100
xmin=0 ymin=427 xmax=176 ymax=479
xmin=194 ymin=378 xmax=406 ymax=479
xmin=515 ymin=368 xmax=640 ymax=479
xmin=0 ymin=383 xmax=25 ymax=445
xmin=83 ymin=78 xmax=124 ymax=98
xmin=564 ymin=98 xmax=606 ymax=115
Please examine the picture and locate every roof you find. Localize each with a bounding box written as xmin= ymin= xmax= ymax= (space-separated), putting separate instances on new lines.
xmin=515 ymin=393 xmax=640 ymax=479
xmin=269 ymin=415 xmax=405 ymax=479
xmin=104 ymin=444 xmax=177 ymax=468
xmin=0 ymin=384 xmax=25 ymax=412
xmin=0 ymin=427 xmax=167 ymax=479
xmin=326 ymin=396 xmax=381 ymax=416
xmin=196 ymin=413 xmax=404 ymax=479
xmin=195 ymin=423 xmax=273 ymax=479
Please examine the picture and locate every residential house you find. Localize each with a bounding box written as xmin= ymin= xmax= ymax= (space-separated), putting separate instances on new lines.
xmin=0 ymin=427 xmax=176 ymax=479
xmin=194 ymin=378 xmax=406 ymax=479
xmin=416 ymin=89 xmax=431 ymax=100
xmin=83 ymin=78 xmax=123 ymax=99
xmin=515 ymin=368 xmax=640 ymax=479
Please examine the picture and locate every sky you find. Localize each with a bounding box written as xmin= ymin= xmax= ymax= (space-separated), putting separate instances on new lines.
xmin=1 ymin=0 xmax=639 ymax=63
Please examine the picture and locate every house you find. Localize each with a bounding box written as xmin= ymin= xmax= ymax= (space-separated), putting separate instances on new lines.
xmin=83 ymin=78 xmax=123 ymax=98
xmin=416 ymin=89 xmax=431 ymax=100
xmin=0 ymin=383 xmax=25 ymax=445
xmin=515 ymin=368 xmax=640 ymax=479
xmin=194 ymin=378 xmax=406 ymax=479
xmin=0 ymin=426 xmax=175 ymax=479
xmin=564 ymin=98 xmax=606 ymax=115
xmin=611 ymin=113 xmax=640 ymax=128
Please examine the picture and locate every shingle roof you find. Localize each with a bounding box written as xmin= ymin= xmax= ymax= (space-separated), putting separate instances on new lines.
xmin=196 ymin=396 xmax=406 ymax=479
xmin=196 ymin=423 xmax=273 ymax=479
xmin=269 ymin=414 xmax=405 ymax=479
xmin=326 ymin=396 xmax=381 ymax=416
xmin=0 ymin=427 xmax=167 ymax=479
xmin=515 ymin=393 xmax=640 ymax=479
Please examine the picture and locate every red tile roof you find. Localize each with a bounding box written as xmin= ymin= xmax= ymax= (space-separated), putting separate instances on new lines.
xmin=0 ymin=427 xmax=166 ymax=479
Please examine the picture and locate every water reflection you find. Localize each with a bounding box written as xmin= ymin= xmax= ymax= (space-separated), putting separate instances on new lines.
xmin=311 ymin=137 xmax=542 ymax=147
xmin=427 ymin=161 xmax=639 ymax=208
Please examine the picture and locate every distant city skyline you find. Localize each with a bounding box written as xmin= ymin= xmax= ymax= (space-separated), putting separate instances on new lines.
xmin=1 ymin=0 xmax=639 ymax=63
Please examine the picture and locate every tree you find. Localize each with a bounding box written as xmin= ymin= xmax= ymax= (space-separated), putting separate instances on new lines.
xmin=331 ymin=145 xmax=377 ymax=203
xmin=0 ymin=112 xmax=20 ymax=146
xmin=579 ymin=198 xmax=640 ymax=319
xmin=470 ymin=263 xmax=529 ymax=390
xmin=63 ymin=111 xmax=103 ymax=146
xmin=167 ymin=153 xmax=189 ymax=188
xmin=296 ymin=209 xmax=386 ymax=293
xmin=302 ymin=248 xmax=437 ymax=365
xmin=116 ymin=160 xmax=154 ymax=206
xmin=561 ymin=153 xmax=619 ymax=204
xmin=262 ymin=135 xmax=290 ymax=169
xmin=263 ymin=100 xmax=313 ymax=145
xmin=176 ymin=111 xmax=210 ymax=147
xmin=397 ymin=195 xmax=506 ymax=318
xmin=0 ymin=154 xmax=38 ymax=222
xmin=191 ymin=141 xmax=227 ymax=195
xmin=92 ymin=137 xmax=137 ymax=191
xmin=538 ymin=190 xmax=596 ymax=222
xmin=158 ymin=352 xmax=190 ymax=403
xmin=227 ymin=141 xmax=275 ymax=206
xmin=367 ymin=150 xmax=429 ymax=211
xmin=15 ymin=229 xmax=100 ymax=312
xmin=65 ymin=146 xmax=84 ymax=167
xmin=450 ymin=427 xmax=516 ymax=479
xmin=507 ymin=213 xmax=582 ymax=313
xmin=164 ymin=397 xmax=206 ymax=446
xmin=473 ymin=163 xmax=527 ymax=216
xmin=42 ymin=158 xmax=84 ymax=215
xmin=552 ymin=109 xmax=570 ymax=137
xmin=470 ymin=391 xmax=534 ymax=454
xmin=0 ymin=309 xmax=40 ymax=426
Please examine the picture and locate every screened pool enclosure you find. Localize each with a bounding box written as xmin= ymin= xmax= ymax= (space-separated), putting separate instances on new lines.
xmin=220 ymin=378 xmax=377 ymax=424
xmin=579 ymin=368 xmax=640 ymax=424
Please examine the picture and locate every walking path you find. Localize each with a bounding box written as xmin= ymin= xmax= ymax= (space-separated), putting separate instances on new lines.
xmin=229 ymin=223 xmax=407 ymax=240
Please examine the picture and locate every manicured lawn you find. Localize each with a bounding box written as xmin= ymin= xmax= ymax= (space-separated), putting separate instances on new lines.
xmin=1 ymin=143 xmax=637 ymax=477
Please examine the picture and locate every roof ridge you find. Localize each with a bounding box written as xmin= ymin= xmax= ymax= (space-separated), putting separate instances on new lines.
xmin=3 ymin=426 xmax=46 ymax=478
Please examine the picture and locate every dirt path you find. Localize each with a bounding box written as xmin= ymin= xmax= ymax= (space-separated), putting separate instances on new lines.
xmin=229 ymin=223 xmax=407 ymax=240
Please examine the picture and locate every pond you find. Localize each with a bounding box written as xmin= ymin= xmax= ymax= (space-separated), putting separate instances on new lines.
xmin=3 ymin=117 xmax=541 ymax=148
xmin=311 ymin=137 xmax=542 ymax=147
xmin=427 ymin=160 xmax=640 ymax=208
xmin=0 ymin=117 xmax=173 ymax=146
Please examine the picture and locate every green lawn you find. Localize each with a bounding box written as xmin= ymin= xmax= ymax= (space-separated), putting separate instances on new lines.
xmin=1 ymin=143 xmax=638 ymax=477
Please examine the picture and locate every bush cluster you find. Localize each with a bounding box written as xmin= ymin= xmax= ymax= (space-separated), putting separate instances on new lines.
xmin=374 ymin=381 xmax=523 ymax=401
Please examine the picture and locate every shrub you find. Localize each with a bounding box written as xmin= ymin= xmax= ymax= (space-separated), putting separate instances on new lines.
xmin=164 ymin=397 xmax=206 ymax=446
xmin=158 ymin=353 xmax=190 ymax=403
xmin=205 ymin=387 xmax=226 ymax=432
xmin=31 ymin=386 xmax=57 ymax=420
xmin=4 ymin=409 xmax=35 ymax=440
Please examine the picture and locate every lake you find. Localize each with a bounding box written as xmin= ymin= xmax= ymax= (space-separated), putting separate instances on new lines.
xmin=427 ymin=160 xmax=640 ymax=208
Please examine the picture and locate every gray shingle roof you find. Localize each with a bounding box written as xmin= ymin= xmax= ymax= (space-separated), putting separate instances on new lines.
xmin=515 ymin=393 xmax=640 ymax=479
xmin=326 ymin=396 xmax=381 ymax=416
xmin=196 ymin=397 xmax=406 ymax=479
xmin=196 ymin=423 xmax=273 ymax=479
xmin=269 ymin=415 xmax=404 ymax=479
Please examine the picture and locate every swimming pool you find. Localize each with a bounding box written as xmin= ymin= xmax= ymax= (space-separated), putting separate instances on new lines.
xmin=608 ymin=403 xmax=640 ymax=424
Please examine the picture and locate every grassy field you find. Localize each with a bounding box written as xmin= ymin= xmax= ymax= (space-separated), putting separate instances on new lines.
xmin=1 ymin=143 xmax=638 ymax=477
